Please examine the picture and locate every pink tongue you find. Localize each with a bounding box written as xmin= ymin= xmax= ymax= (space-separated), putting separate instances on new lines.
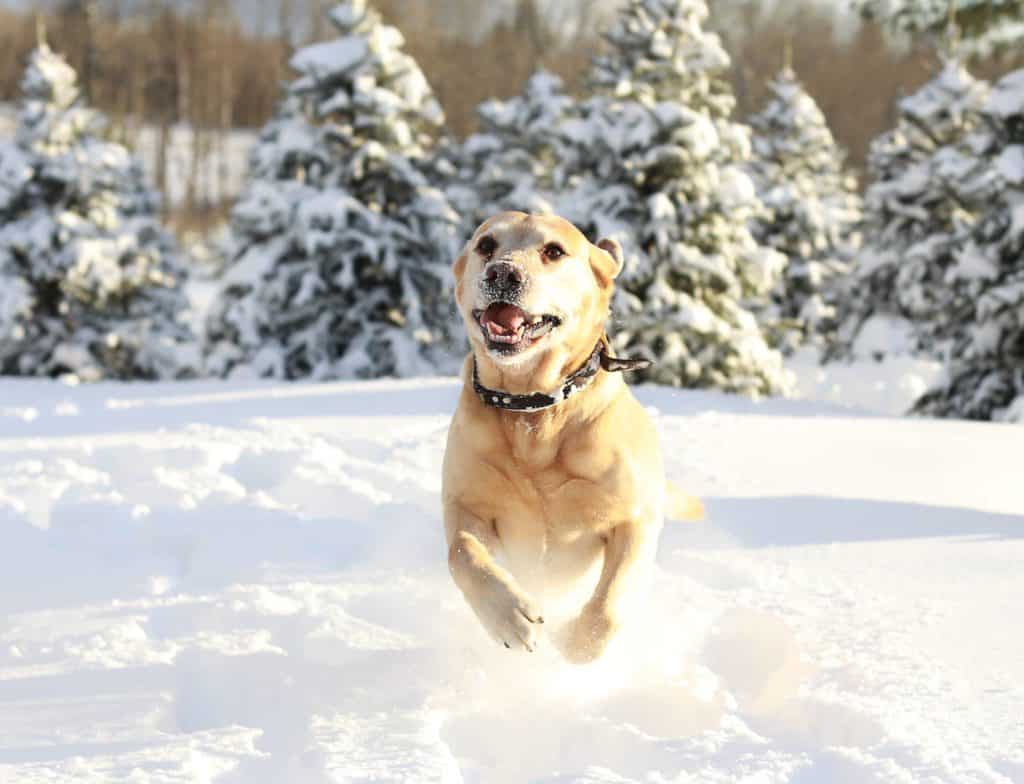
xmin=483 ymin=303 xmax=526 ymax=334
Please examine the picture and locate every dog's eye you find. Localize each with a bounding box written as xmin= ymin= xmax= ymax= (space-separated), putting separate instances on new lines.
xmin=542 ymin=243 xmax=566 ymax=262
xmin=476 ymin=236 xmax=497 ymax=258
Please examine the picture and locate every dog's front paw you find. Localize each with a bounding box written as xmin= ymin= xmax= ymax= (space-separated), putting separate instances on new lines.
xmin=563 ymin=603 xmax=619 ymax=664
xmin=473 ymin=580 xmax=544 ymax=652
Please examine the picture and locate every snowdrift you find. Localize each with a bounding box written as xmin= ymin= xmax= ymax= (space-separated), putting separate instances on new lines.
xmin=0 ymin=378 xmax=1020 ymax=783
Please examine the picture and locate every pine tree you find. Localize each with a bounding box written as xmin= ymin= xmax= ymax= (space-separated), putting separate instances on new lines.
xmin=831 ymin=58 xmax=989 ymax=361
xmin=0 ymin=144 xmax=34 ymax=355
xmin=559 ymin=0 xmax=790 ymax=395
xmin=0 ymin=44 xmax=196 ymax=381
xmin=589 ymin=0 xmax=733 ymax=113
xmin=914 ymin=68 xmax=1024 ymax=422
xmin=206 ymin=0 xmax=462 ymax=380
xmin=853 ymin=0 xmax=1024 ymax=57
xmin=747 ymin=67 xmax=863 ymax=354
xmin=445 ymin=70 xmax=571 ymax=229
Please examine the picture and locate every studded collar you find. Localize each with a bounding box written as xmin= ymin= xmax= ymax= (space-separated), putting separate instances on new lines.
xmin=471 ymin=338 xmax=651 ymax=413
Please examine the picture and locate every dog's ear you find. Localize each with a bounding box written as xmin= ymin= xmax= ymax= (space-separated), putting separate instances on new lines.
xmin=589 ymin=238 xmax=624 ymax=289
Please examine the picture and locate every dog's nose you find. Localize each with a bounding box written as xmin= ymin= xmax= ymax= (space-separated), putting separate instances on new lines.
xmin=485 ymin=261 xmax=524 ymax=291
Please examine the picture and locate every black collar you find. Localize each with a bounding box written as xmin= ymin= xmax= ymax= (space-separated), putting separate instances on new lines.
xmin=472 ymin=340 xmax=651 ymax=413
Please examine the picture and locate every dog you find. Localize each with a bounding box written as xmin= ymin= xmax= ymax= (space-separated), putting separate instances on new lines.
xmin=442 ymin=212 xmax=703 ymax=663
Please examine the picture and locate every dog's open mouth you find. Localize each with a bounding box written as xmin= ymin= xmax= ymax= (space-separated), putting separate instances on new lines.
xmin=473 ymin=303 xmax=562 ymax=355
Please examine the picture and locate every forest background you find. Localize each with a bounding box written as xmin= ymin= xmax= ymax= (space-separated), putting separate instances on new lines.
xmin=1 ymin=0 xmax=1018 ymax=235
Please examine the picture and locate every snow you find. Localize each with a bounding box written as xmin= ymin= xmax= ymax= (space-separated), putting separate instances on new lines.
xmin=984 ymin=68 xmax=1024 ymax=118
xmin=0 ymin=375 xmax=1020 ymax=782
xmin=787 ymin=345 xmax=943 ymax=416
xmin=19 ymin=45 xmax=78 ymax=110
xmin=0 ymin=274 xmax=31 ymax=337
xmin=289 ymin=38 xmax=370 ymax=85
xmin=851 ymin=313 xmax=918 ymax=359
xmin=995 ymin=144 xmax=1024 ymax=186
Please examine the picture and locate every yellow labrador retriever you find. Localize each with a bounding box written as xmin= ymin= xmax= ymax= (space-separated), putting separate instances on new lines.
xmin=442 ymin=212 xmax=702 ymax=663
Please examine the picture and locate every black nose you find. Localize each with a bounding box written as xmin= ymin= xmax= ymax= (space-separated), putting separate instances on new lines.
xmin=485 ymin=261 xmax=524 ymax=291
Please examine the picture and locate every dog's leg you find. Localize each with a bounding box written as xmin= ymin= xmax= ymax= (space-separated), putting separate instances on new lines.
xmin=446 ymin=508 xmax=544 ymax=652
xmin=563 ymin=521 xmax=658 ymax=663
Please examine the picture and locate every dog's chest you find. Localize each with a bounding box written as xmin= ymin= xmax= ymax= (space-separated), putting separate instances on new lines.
xmin=501 ymin=459 xmax=618 ymax=545
xmin=496 ymin=467 xmax=610 ymax=591
xmin=504 ymin=416 xmax=559 ymax=465
xmin=503 ymin=421 xmax=620 ymax=532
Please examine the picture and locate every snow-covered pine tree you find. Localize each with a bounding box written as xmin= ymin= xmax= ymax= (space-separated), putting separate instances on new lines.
xmin=560 ymin=0 xmax=790 ymax=395
xmin=589 ymin=0 xmax=735 ymax=113
xmin=747 ymin=67 xmax=862 ymax=354
xmin=852 ymin=0 xmax=1024 ymax=57
xmin=444 ymin=70 xmax=572 ymax=230
xmin=0 ymin=144 xmax=34 ymax=359
xmin=205 ymin=0 xmax=461 ymax=380
xmin=914 ymin=68 xmax=1024 ymax=422
xmin=0 ymin=44 xmax=196 ymax=381
xmin=831 ymin=58 xmax=989 ymax=361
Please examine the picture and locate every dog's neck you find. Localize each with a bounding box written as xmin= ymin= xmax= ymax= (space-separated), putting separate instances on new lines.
xmin=473 ymin=342 xmax=605 ymax=413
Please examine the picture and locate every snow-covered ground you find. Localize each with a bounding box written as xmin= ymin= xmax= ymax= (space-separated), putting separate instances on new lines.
xmin=787 ymin=345 xmax=944 ymax=418
xmin=0 ymin=376 xmax=1020 ymax=783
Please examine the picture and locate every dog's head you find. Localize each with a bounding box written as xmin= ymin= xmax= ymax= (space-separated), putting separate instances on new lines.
xmin=453 ymin=212 xmax=623 ymax=380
